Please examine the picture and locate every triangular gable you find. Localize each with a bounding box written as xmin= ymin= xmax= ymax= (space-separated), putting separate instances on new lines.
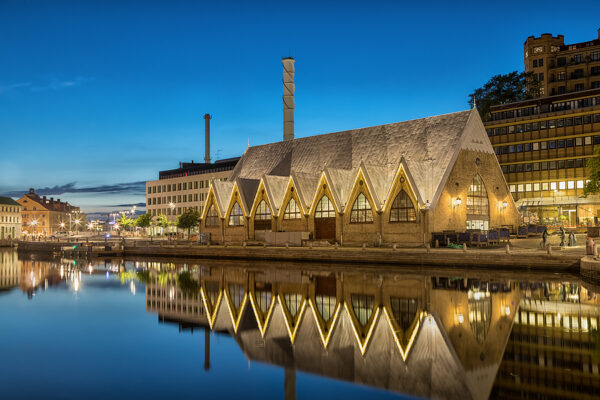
xmin=224 ymin=282 xmax=249 ymax=334
xmin=360 ymin=163 xmax=396 ymax=210
xmin=344 ymin=302 xmax=381 ymax=355
xmin=201 ymin=282 xmax=223 ymax=329
xmin=308 ymin=172 xmax=342 ymax=215
xmin=291 ymin=171 xmax=320 ymax=213
xmin=262 ymin=175 xmax=289 ymax=215
xmin=324 ymin=167 xmax=356 ymax=212
xmin=235 ymin=178 xmax=260 ymax=215
xmin=248 ymin=286 xmax=276 ymax=338
xmin=382 ymin=307 xmax=424 ymax=362
xmin=211 ymin=180 xmax=234 ymax=217
xmin=276 ymin=175 xmax=307 ymax=218
xmin=343 ymin=165 xmax=380 ymax=214
xmin=308 ymin=297 xmax=342 ymax=349
xmin=384 ymin=159 xmax=423 ymax=210
xmin=249 ymin=179 xmax=272 ymax=219
xmin=277 ymin=292 xmax=308 ymax=344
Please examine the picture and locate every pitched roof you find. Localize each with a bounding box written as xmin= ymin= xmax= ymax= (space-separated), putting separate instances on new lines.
xmin=229 ymin=109 xmax=488 ymax=210
xmin=0 ymin=197 xmax=20 ymax=207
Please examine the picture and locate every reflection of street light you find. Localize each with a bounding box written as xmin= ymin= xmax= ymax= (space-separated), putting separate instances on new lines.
xmin=74 ymin=219 xmax=81 ymax=235
xmin=59 ymin=222 xmax=66 ymax=230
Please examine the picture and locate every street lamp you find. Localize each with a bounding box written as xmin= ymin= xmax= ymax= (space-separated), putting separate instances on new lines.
xmin=74 ymin=219 xmax=81 ymax=235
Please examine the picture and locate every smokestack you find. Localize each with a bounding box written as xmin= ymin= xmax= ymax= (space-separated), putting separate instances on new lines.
xmin=282 ymin=57 xmax=295 ymax=141
xmin=204 ymin=114 xmax=212 ymax=163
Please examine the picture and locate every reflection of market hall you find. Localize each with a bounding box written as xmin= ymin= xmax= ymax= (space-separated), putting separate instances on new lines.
xmin=143 ymin=264 xmax=599 ymax=399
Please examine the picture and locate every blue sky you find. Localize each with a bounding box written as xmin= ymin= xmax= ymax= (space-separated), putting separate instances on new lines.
xmin=1 ymin=0 xmax=599 ymax=213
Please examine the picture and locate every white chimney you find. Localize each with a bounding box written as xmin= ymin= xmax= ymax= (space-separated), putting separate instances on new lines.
xmin=282 ymin=57 xmax=295 ymax=141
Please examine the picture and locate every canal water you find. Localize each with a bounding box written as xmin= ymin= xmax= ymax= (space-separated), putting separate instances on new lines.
xmin=1 ymin=249 xmax=599 ymax=400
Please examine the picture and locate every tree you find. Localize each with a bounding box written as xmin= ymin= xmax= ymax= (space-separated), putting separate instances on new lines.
xmin=584 ymin=147 xmax=600 ymax=196
xmin=134 ymin=213 xmax=152 ymax=236
xmin=177 ymin=208 xmax=201 ymax=239
xmin=156 ymin=214 xmax=170 ymax=235
xmin=469 ymin=71 xmax=541 ymax=121
xmin=118 ymin=214 xmax=134 ymax=231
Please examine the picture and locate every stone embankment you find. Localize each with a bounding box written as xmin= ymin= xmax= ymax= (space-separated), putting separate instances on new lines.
xmin=15 ymin=238 xmax=583 ymax=272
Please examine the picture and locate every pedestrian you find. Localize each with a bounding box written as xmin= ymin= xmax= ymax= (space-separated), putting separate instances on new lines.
xmin=559 ymin=226 xmax=566 ymax=247
xmin=568 ymin=231 xmax=576 ymax=247
xmin=542 ymin=228 xmax=548 ymax=248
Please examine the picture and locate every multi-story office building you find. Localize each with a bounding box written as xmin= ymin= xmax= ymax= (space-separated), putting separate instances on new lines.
xmin=0 ymin=197 xmax=22 ymax=240
xmin=485 ymin=89 xmax=600 ymax=225
xmin=145 ymin=158 xmax=239 ymax=223
xmin=16 ymin=189 xmax=84 ymax=237
xmin=524 ymin=29 xmax=600 ymax=97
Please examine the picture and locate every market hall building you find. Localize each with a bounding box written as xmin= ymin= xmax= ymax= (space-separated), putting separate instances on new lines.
xmin=200 ymin=108 xmax=520 ymax=245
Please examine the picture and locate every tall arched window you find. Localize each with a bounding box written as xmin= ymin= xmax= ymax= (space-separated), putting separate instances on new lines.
xmin=315 ymin=195 xmax=335 ymax=218
xmin=205 ymin=204 xmax=220 ymax=227
xmin=254 ymin=200 xmax=271 ymax=220
xmin=350 ymin=193 xmax=373 ymax=223
xmin=228 ymin=202 xmax=244 ymax=226
xmin=389 ymin=190 xmax=416 ymax=222
xmin=467 ymin=175 xmax=490 ymax=230
xmin=283 ymin=197 xmax=301 ymax=220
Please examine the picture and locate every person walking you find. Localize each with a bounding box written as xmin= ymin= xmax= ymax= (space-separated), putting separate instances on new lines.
xmin=559 ymin=226 xmax=566 ymax=247
xmin=542 ymin=228 xmax=548 ymax=248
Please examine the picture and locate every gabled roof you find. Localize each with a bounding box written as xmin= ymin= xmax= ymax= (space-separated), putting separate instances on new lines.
xmin=235 ymin=178 xmax=260 ymax=214
xmin=212 ymin=180 xmax=234 ymax=215
xmin=325 ymin=168 xmax=356 ymax=212
xmin=290 ymin=171 xmax=320 ymax=213
xmin=262 ymin=175 xmax=289 ymax=215
xmin=229 ymin=109 xmax=486 ymax=210
xmin=0 ymin=197 xmax=21 ymax=207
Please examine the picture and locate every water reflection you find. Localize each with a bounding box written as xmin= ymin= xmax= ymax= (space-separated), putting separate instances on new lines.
xmin=2 ymin=249 xmax=600 ymax=400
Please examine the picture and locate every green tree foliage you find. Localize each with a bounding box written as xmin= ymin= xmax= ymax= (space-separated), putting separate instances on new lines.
xmin=584 ymin=147 xmax=600 ymax=196
xmin=177 ymin=208 xmax=201 ymax=239
xmin=177 ymin=271 xmax=200 ymax=295
xmin=156 ymin=214 xmax=170 ymax=229
xmin=469 ymin=71 xmax=541 ymax=121
xmin=118 ymin=214 xmax=134 ymax=231
xmin=134 ymin=213 xmax=152 ymax=229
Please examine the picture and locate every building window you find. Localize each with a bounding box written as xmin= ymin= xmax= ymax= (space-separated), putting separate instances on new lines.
xmin=467 ymin=175 xmax=489 ymax=230
xmin=575 ymin=83 xmax=585 ymax=92
xmin=351 ymin=294 xmax=374 ymax=326
xmin=254 ymin=200 xmax=271 ymax=220
xmin=315 ymin=195 xmax=335 ymax=218
xmin=350 ymin=193 xmax=373 ymax=224
xmin=205 ymin=205 xmax=219 ymax=227
xmin=283 ymin=197 xmax=301 ymax=220
xmin=390 ymin=298 xmax=419 ymax=331
xmin=389 ymin=190 xmax=416 ymax=222
xmin=468 ymin=290 xmax=491 ymax=344
xmin=228 ymin=202 xmax=244 ymax=226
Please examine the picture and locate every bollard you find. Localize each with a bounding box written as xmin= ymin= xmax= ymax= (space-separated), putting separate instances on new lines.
xmin=462 ymin=243 xmax=467 ymax=252
xmin=435 ymin=239 xmax=439 ymax=249
xmin=426 ymin=243 xmax=431 ymax=253
xmin=547 ymin=244 xmax=552 ymax=255
xmin=393 ymin=243 xmax=397 ymax=251
xmin=243 ymin=242 xmax=247 ymax=248
xmin=285 ymin=242 xmax=289 ymax=249
xmin=310 ymin=243 xmax=313 ymax=249
xmin=505 ymin=243 xmax=510 ymax=254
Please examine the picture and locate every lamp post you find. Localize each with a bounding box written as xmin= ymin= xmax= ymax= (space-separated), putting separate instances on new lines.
xmin=169 ymin=202 xmax=175 ymax=235
xmin=74 ymin=218 xmax=81 ymax=235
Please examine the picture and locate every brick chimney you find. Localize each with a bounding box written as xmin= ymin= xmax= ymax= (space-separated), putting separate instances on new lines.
xmin=204 ymin=114 xmax=211 ymax=164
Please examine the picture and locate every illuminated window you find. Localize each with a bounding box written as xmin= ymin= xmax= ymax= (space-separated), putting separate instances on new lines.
xmin=525 ymin=183 xmax=532 ymax=192
xmin=390 ymin=298 xmax=418 ymax=331
xmin=315 ymin=195 xmax=335 ymax=218
xmin=559 ymin=181 xmax=566 ymax=190
xmin=316 ymin=295 xmax=336 ymax=322
xmin=468 ymin=290 xmax=491 ymax=343
xmin=510 ymin=185 xmax=516 ymax=193
xmin=283 ymin=293 xmax=303 ymax=318
xmin=283 ymin=197 xmax=301 ymax=220
xmin=389 ymin=190 xmax=416 ymax=222
xmin=567 ymin=181 xmax=575 ymax=189
xmin=254 ymin=200 xmax=271 ymax=220
xmin=550 ymin=182 xmax=557 ymax=190
xmin=350 ymin=193 xmax=373 ymax=223
xmin=255 ymin=286 xmax=272 ymax=314
xmin=518 ymin=184 xmax=524 ymax=192
xmin=533 ymin=183 xmax=540 ymax=191
xmin=205 ymin=205 xmax=219 ymax=227
xmin=351 ymin=294 xmax=374 ymax=326
xmin=228 ymin=284 xmax=245 ymax=310
xmin=467 ymin=175 xmax=489 ymax=230
xmin=577 ymin=180 xmax=584 ymax=189
xmin=228 ymin=202 xmax=244 ymax=226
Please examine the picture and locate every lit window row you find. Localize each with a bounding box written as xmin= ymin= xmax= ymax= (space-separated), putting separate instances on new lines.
xmin=0 ymin=206 xmax=19 ymax=213
xmin=501 ymin=158 xmax=588 ymax=173
xmin=509 ymin=180 xmax=586 ymax=193
xmin=518 ymin=310 xmax=598 ymax=331
xmin=494 ymin=136 xmax=597 ymax=154
xmin=148 ymin=193 xmax=206 ymax=206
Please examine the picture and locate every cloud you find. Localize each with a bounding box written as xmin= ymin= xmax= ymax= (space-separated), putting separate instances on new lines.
xmin=2 ymin=181 xmax=146 ymax=198
xmin=0 ymin=76 xmax=93 ymax=94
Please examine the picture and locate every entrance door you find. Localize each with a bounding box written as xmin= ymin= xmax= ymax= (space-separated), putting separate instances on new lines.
xmin=314 ymin=195 xmax=336 ymax=241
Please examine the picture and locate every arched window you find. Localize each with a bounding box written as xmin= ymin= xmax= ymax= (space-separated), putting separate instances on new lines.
xmin=283 ymin=197 xmax=301 ymax=220
xmin=315 ymin=195 xmax=335 ymax=218
xmin=390 ymin=298 xmax=419 ymax=331
xmin=350 ymin=193 xmax=373 ymax=223
xmin=389 ymin=190 xmax=416 ymax=222
xmin=228 ymin=202 xmax=244 ymax=226
xmin=351 ymin=294 xmax=374 ymax=326
xmin=205 ymin=204 xmax=220 ymax=227
xmin=467 ymin=175 xmax=489 ymax=230
xmin=254 ymin=200 xmax=271 ymax=220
